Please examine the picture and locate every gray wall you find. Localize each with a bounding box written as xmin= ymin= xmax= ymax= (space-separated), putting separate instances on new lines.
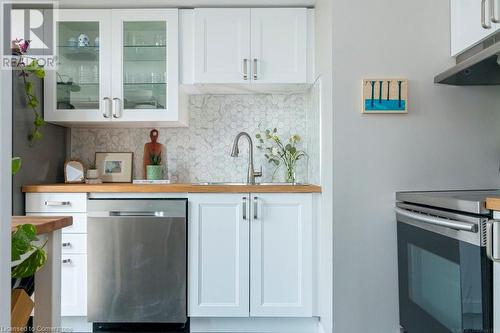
xmin=332 ymin=0 xmax=500 ymax=332
xmin=12 ymin=74 xmax=68 ymax=215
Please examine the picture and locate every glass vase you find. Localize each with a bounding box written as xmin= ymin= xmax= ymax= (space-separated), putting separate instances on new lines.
xmin=284 ymin=164 xmax=296 ymax=184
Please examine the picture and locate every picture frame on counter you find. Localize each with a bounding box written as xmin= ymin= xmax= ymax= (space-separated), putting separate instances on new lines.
xmin=95 ymin=152 xmax=133 ymax=183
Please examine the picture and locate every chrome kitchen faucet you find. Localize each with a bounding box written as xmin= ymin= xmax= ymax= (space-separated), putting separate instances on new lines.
xmin=230 ymin=132 xmax=262 ymax=184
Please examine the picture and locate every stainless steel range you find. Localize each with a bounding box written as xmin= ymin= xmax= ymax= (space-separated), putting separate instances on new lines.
xmin=395 ymin=190 xmax=499 ymax=333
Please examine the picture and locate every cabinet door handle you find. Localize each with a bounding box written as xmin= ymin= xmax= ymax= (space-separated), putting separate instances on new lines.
xmin=482 ymin=0 xmax=492 ymax=28
xmin=45 ymin=201 xmax=71 ymax=206
xmin=253 ymin=196 xmax=258 ymax=219
xmin=102 ymin=97 xmax=111 ymax=118
xmin=62 ymin=242 xmax=71 ymax=248
xmin=243 ymin=59 xmax=249 ymax=80
xmin=253 ymin=58 xmax=258 ymax=80
xmin=243 ymin=197 xmax=247 ymax=220
xmin=492 ymin=0 xmax=500 ymax=23
xmin=112 ymin=98 xmax=122 ymax=118
xmin=62 ymin=259 xmax=72 ymax=264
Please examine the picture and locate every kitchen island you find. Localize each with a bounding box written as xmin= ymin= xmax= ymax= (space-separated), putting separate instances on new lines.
xmin=12 ymin=216 xmax=73 ymax=333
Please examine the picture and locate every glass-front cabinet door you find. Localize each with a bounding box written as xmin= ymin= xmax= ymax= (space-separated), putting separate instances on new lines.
xmin=111 ymin=10 xmax=179 ymax=123
xmin=45 ymin=10 xmax=112 ymax=123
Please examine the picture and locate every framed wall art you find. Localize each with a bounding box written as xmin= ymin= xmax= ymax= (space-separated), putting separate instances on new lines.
xmin=95 ymin=152 xmax=133 ymax=183
xmin=362 ymin=79 xmax=408 ymax=114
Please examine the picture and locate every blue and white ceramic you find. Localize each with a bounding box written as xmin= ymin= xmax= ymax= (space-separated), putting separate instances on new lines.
xmin=78 ymin=33 xmax=89 ymax=47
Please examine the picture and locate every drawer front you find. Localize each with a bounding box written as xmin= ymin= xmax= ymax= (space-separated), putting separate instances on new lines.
xmin=62 ymin=234 xmax=87 ymax=254
xmin=26 ymin=213 xmax=87 ymax=234
xmin=26 ymin=193 xmax=87 ymax=213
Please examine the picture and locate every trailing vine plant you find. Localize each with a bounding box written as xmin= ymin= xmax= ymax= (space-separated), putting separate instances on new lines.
xmin=12 ymin=39 xmax=46 ymax=144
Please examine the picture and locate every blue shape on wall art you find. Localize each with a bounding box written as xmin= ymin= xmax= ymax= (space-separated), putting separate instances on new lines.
xmin=362 ymin=79 xmax=408 ymax=113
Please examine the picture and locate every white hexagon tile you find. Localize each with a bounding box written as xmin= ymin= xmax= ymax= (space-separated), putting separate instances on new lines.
xmin=71 ymin=93 xmax=315 ymax=183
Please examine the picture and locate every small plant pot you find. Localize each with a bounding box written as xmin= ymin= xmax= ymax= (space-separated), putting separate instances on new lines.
xmin=146 ymin=165 xmax=163 ymax=180
xmin=87 ymin=169 xmax=99 ymax=179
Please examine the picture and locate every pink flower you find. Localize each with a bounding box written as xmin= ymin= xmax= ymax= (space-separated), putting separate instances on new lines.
xmin=11 ymin=39 xmax=30 ymax=55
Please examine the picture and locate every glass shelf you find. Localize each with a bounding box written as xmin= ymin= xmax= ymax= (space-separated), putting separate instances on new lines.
xmin=123 ymin=45 xmax=166 ymax=48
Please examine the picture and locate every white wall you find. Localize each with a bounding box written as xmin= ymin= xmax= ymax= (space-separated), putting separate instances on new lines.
xmin=314 ymin=0 xmax=333 ymax=332
xmin=332 ymin=0 xmax=500 ymax=332
xmin=0 ymin=45 xmax=12 ymax=330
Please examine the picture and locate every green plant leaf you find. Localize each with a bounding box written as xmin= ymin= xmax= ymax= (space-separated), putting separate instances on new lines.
xmin=11 ymin=224 xmax=37 ymax=261
xmin=12 ymin=248 xmax=47 ymax=279
xmin=24 ymin=81 xmax=33 ymax=94
xmin=12 ymin=157 xmax=22 ymax=175
xmin=28 ymin=130 xmax=43 ymax=142
xmin=255 ymin=133 xmax=261 ymax=139
xmin=33 ymin=68 xmax=45 ymax=79
xmin=28 ymin=98 xmax=39 ymax=108
xmin=34 ymin=114 xmax=45 ymax=127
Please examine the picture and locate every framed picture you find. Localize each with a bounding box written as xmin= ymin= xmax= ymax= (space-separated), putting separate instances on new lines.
xmin=362 ymin=79 xmax=408 ymax=114
xmin=95 ymin=152 xmax=133 ymax=183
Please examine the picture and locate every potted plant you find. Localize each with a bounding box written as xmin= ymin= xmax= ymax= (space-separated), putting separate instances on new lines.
xmin=146 ymin=152 xmax=164 ymax=180
xmin=256 ymin=127 xmax=307 ymax=184
xmin=86 ymin=161 xmax=99 ymax=179
xmin=11 ymin=224 xmax=48 ymax=329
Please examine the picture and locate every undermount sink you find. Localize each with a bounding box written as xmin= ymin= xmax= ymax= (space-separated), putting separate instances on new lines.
xmin=192 ymin=182 xmax=304 ymax=186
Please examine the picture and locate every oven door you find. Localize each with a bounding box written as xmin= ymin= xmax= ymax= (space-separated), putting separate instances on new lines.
xmin=396 ymin=204 xmax=492 ymax=333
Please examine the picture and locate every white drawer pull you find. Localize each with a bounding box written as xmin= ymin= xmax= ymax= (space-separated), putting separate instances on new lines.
xmin=62 ymin=259 xmax=73 ymax=264
xmin=62 ymin=242 xmax=72 ymax=248
xmin=45 ymin=201 xmax=71 ymax=206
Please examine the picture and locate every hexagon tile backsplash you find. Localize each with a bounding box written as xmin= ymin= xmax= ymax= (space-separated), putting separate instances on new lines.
xmin=71 ymin=94 xmax=312 ymax=183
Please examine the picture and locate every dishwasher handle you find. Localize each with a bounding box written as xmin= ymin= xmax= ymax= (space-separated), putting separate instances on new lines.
xmin=109 ymin=211 xmax=167 ymax=217
xmin=394 ymin=207 xmax=478 ymax=232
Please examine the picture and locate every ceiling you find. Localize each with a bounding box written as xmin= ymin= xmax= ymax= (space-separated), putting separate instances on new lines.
xmin=57 ymin=0 xmax=315 ymax=9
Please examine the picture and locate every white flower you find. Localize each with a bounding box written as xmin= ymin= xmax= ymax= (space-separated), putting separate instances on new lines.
xmin=271 ymin=147 xmax=279 ymax=156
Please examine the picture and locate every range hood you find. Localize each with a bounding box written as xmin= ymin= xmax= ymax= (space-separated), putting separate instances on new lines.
xmin=435 ymin=32 xmax=500 ymax=85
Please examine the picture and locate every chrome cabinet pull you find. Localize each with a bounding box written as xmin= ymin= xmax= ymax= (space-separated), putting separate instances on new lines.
xmin=112 ymin=98 xmax=122 ymax=118
xmin=62 ymin=242 xmax=71 ymax=248
xmin=243 ymin=59 xmax=249 ymax=80
xmin=253 ymin=58 xmax=258 ymax=80
xmin=486 ymin=220 xmax=500 ymax=262
xmin=394 ymin=207 xmax=477 ymax=232
xmin=253 ymin=197 xmax=258 ymax=219
xmin=492 ymin=0 xmax=500 ymax=23
xmin=102 ymin=97 xmax=111 ymax=118
xmin=482 ymin=0 xmax=492 ymax=28
xmin=62 ymin=259 xmax=72 ymax=264
xmin=45 ymin=201 xmax=71 ymax=206
xmin=243 ymin=197 xmax=247 ymax=220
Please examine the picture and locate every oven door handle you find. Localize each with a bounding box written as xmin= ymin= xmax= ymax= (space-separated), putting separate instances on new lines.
xmin=394 ymin=207 xmax=478 ymax=232
xmin=486 ymin=220 xmax=500 ymax=262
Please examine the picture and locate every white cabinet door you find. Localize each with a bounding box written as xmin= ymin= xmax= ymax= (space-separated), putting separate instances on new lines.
xmin=188 ymin=194 xmax=250 ymax=317
xmin=61 ymin=254 xmax=87 ymax=316
xmin=250 ymin=8 xmax=307 ymax=83
xmin=250 ymin=193 xmax=312 ymax=317
xmin=45 ymin=10 xmax=112 ymax=124
xmin=451 ymin=0 xmax=500 ymax=56
xmin=111 ymin=9 xmax=179 ymax=123
xmin=194 ymin=9 xmax=251 ymax=83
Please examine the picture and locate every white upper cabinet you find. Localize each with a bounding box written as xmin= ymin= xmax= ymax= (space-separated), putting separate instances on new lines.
xmin=250 ymin=194 xmax=312 ymax=317
xmin=451 ymin=0 xmax=500 ymax=56
xmin=45 ymin=9 xmax=184 ymax=127
xmin=193 ymin=8 xmax=308 ymax=84
xmin=250 ymin=8 xmax=307 ymax=83
xmin=194 ymin=9 xmax=251 ymax=83
xmin=45 ymin=10 xmax=112 ymax=124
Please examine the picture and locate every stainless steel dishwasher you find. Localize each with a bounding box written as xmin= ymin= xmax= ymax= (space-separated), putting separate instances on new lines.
xmin=87 ymin=198 xmax=187 ymax=326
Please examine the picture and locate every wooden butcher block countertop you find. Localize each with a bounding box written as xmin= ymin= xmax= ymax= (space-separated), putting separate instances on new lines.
xmin=486 ymin=197 xmax=500 ymax=211
xmin=12 ymin=216 xmax=73 ymax=234
xmin=22 ymin=183 xmax=322 ymax=194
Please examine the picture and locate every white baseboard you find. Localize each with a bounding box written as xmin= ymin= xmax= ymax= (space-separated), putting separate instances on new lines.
xmin=61 ymin=316 xmax=92 ymax=332
xmin=190 ymin=317 xmax=320 ymax=333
